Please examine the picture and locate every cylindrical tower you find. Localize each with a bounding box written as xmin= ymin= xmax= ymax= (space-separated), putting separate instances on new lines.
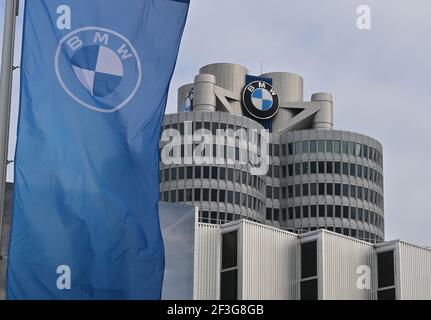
xmin=311 ymin=93 xmax=334 ymax=130
xmin=277 ymin=129 xmax=384 ymax=243
xmin=261 ymin=72 xmax=304 ymax=133
xmin=160 ymin=112 xmax=267 ymax=225
xmin=177 ymin=83 xmax=194 ymax=113
xmin=199 ymin=63 xmax=249 ymax=115
xmin=193 ymin=74 xmax=217 ymax=112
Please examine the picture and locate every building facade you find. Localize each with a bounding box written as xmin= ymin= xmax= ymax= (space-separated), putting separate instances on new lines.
xmin=160 ymin=63 xmax=384 ymax=243
xmin=194 ymin=219 xmax=431 ymax=300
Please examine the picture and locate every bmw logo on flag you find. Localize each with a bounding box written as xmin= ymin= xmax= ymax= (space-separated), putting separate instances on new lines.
xmin=242 ymin=81 xmax=280 ymax=120
xmin=55 ymin=27 xmax=142 ymax=113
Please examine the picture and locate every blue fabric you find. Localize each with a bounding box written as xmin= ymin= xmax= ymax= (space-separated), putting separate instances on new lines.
xmin=7 ymin=0 xmax=189 ymax=300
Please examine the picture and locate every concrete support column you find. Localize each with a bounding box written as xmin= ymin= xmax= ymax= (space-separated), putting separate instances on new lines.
xmin=311 ymin=92 xmax=333 ymax=130
xmin=193 ymin=74 xmax=217 ymax=112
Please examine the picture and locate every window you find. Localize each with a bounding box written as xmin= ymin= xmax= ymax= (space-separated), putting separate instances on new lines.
xmin=288 ymin=143 xmax=293 ymax=155
xmin=377 ymin=250 xmax=396 ymax=300
xmin=303 ymin=184 xmax=309 ymax=196
xmin=228 ymin=191 xmax=233 ymax=204
xmin=335 ymin=205 xmax=341 ymax=218
xmin=274 ymin=144 xmax=280 ymax=157
xmin=282 ymin=209 xmax=287 ymax=221
xmin=342 ymin=162 xmax=349 ymax=175
xmin=319 ymin=205 xmax=325 ymax=217
xmin=335 ymin=183 xmax=341 ymax=196
xmin=274 ymin=166 xmax=280 ymax=178
xmin=228 ymin=168 xmax=234 ymax=181
xmin=310 ymin=162 xmax=317 ymax=174
xmin=219 ymin=190 xmax=226 ymax=202
xmin=273 ymin=209 xmax=279 ymax=221
xmin=295 ymin=163 xmax=301 ymax=175
xmin=377 ymin=251 xmax=395 ymax=289
xmin=301 ymin=279 xmax=318 ymax=300
xmin=220 ymin=167 xmax=226 ymax=180
xmin=301 ymin=241 xmax=317 ymax=279
xmin=378 ymin=288 xmax=396 ymax=300
xmin=349 ymin=142 xmax=355 ymax=155
xmin=194 ymin=167 xmax=201 ymax=179
xmin=282 ymin=166 xmax=287 ymax=178
xmin=310 ymin=206 xmax=317 ymax=218
xmin=326 ymin=140 xmax=333 ymax=153
xmin=221 ymin=231 xmax=238 ymax=300
xmin=266 ymin=208 xmax=272 ymax=220
xmin=351 ymin=207 xmax=357 ymax=220
xmin=274 ymin=187 xmax=280 ymax=199
xmin=310 ymin=183 xmax=317 ymax=196
xmin=301 ymin=241 xmax=318 ymax=300
xmin=302 ymin=162 xmax=309 ymax=175
xmin=266 ymin=186 xmax=273 ymax=198
xmin=234 ymin=170 xmax=240 ymax=183
xmin=326 ymin=162 xmax=333 ymax=174
xmin=178 ymin=167 xmax=184 ymax=180
xmin=295 ymin=206 xmax=301 ymax=219
xmin=295 ymin=184 xmax=301 ymax=197
xmin=350 ymin=185 xmax=356 ymax=198
xmin=295 ymin=141 xmax=301 ymax=154
xmin=326 ymin=183 xmax=333 ymax=195
xmin=203 ymin=166 xmax=210 ymax=179
xmin=334 ymin=140 xmax=341 ymax=153
xmin=211 ymin=189 xmax=217 ymax=202
xmin=342 ymin=141 xmax=349 ymax=154
xmin=355 ymin=143 xmax=362 ymax=156
xmin=194 ymin=189 xmax=201 ymax=201
xmin=203 ymin=189 xmax=209 ymax=201
xmin=350 ymin=164 xmax=356 ymax=177
xmin=343 ymin=184 xmax=349 ymax=197
xmin=318 ymin=183 xmax=325 ymax=195
xmin=334 ymin=162 xmax=341 ymax=174
xmin=310 ymin=140 xmax=317 ymax=153
xmin=303 ymin=206 xmax=309 ymax=218
xmin=302 ymin=141 xmax=309 ymax=153
xmin=171 ymin=190 xmax=177 ymax=202
xmin=186 ymin=189 xmax=192 ymax=201
xmin=318 ymin=161 xmax=325 ymax=174
xmin=318 ymin=140 xmax=325 ymax=153
xmin=211 ymin=167 xmax=218 ymax=179
xmin=343 ymin=206 xmax=349 ymax=219
xmin=171 ymin=168 xmax=177 ymax=180
xmin=187 ymin=167 xmax=193 ymax=179
xmin=363 ymin=145 xmax=368 ymax=158
xmin=235 ymin=192 xmax=240 ymax=205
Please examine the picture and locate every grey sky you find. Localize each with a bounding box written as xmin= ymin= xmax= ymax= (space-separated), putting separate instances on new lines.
xmin=1 ymin=0 xmax=430 ymax=245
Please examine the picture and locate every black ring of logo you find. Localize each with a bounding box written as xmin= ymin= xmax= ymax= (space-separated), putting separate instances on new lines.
xmin=242 ymin=81 xmax=280 ymax=120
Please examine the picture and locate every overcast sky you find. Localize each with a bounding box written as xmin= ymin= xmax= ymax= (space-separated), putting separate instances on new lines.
xmin=1 ymin=0 xmax=430 ymax=246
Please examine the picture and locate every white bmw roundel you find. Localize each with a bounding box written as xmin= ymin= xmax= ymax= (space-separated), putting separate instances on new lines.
xmin=242 ymin=81 xmax=280 ymax=120
xmin=55 ymin=27 xmax=142 ymax=113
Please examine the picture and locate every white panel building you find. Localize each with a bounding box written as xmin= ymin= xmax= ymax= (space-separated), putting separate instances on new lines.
xmin=192 ymin=219 xmax=431 ymax=300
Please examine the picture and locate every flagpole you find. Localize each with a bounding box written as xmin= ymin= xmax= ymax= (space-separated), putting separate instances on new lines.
xmin=0 ymin=0 xmax=19 ymax=298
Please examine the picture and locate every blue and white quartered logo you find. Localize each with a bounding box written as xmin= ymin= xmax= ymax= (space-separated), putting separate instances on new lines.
xmin=55 ymin=27 xmax=142 ymax=113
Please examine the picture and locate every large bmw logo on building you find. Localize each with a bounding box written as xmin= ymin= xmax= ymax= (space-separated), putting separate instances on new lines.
xmin=242 ymin=81 xmax=280 ymax=120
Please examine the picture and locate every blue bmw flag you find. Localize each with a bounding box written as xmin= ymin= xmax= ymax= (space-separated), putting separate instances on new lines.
xmin=7 ymin=0 xmax=189 ymax=300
